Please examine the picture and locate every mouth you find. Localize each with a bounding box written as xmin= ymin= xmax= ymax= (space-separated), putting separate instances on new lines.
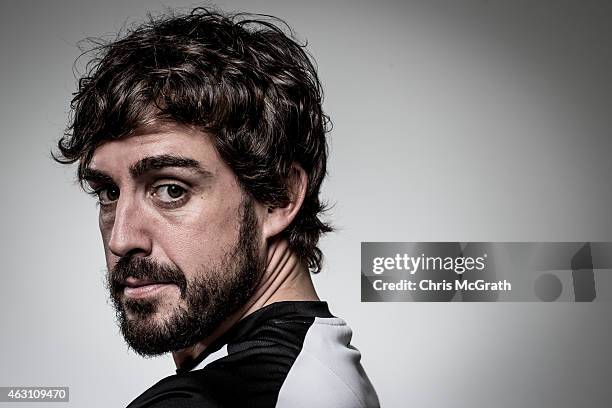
xmin=122 ymin=277 xmax=175 ymax=298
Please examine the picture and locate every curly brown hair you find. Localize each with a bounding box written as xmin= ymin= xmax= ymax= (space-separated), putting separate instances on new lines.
xmin=54 ymin=7 xmax=333 ymax=273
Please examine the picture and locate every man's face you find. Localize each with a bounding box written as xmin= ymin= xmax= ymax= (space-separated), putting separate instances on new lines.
xmin=85 ymin=124 xmax=266 ymax=356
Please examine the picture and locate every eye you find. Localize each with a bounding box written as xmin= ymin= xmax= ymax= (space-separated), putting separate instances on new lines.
xmin=152 ymin=184 xmax=187 ymax=204
xmin=97 ymin=186 xmax=120 ymax=205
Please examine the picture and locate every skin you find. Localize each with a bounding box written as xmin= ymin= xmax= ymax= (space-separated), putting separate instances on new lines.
xmin=86 ymin=122 xmax=319 ymax=369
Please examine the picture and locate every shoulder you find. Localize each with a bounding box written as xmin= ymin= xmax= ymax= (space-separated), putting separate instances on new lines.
xmin=124 ymin=373 xmax=224 ymax=408
xmin=275 ymin=316 xmax=380 ymax=408
xmin=125 ymin=302 xmax=379 ymax=408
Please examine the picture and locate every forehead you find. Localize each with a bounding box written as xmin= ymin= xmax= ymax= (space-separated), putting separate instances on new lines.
xmin=89 ymin=124 xmax=224 ymax=174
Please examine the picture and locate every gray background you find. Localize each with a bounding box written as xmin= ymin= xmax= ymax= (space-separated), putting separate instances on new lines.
xmin=1 ymin=0 xmax=611 ymax=407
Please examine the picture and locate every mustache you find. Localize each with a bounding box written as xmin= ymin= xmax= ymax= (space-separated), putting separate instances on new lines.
xmin=108 ymin=256 xmax=188 ymax=297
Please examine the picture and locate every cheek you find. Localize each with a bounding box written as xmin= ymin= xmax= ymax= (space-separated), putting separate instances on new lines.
xmin=99 ymin=215 xmax=112 ymax=242
xmin=99 ymin=212 xmax=115 ymax=260
xmin=157 ymin=198 xmax=243 ymax=275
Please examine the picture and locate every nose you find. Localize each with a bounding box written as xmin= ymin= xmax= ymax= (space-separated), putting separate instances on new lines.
xmin=106 ymin=195 xmax=152 ymax=258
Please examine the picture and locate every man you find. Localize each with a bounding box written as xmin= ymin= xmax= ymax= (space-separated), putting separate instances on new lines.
xmin=54 ymin=6 xmax=379 ymax=408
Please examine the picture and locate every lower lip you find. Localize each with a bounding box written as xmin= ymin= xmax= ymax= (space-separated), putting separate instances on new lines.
xmin=124 ymin=283 xmax=173 ymax=299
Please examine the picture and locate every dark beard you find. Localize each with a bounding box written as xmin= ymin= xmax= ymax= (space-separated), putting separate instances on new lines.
xmin=105 ymin=197 xmax=264 ymax=356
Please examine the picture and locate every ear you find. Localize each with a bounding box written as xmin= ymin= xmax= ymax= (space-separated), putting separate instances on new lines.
xmin=262 ymin=163 xmax=308 ymax=240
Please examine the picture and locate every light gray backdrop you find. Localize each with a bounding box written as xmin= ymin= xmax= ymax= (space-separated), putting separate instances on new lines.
xmin=1 ymin=1 xmax=611 ymax=407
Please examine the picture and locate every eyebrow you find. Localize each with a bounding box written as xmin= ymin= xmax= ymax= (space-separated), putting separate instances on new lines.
xmin=81 ymin=154 xmax=213 ymax=185
xmin=81 ymin=167 xmax=114 ymax=185
xmin=128 ymin=154 xmax=213 ymax=179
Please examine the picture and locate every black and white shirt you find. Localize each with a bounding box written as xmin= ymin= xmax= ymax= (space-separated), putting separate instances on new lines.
xmin=126 ymin=301 xmax=380 ymax=407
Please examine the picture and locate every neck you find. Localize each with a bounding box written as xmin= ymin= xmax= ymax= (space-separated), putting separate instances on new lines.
xmin=172 ymin=237 xmax=319 ymax=369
